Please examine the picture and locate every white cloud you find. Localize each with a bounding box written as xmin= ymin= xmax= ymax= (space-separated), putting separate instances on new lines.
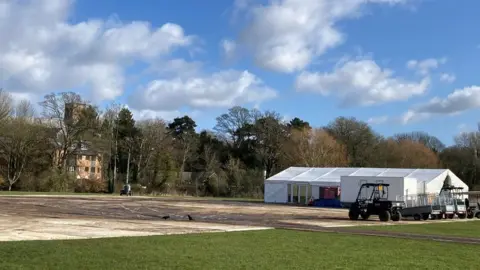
xmin=457 ymin=123 xmax=468 ymax=132
xmin=401 ymin=86 xmax=480 ymax=124
xmin=147 ymin=58 xmax=203 ymax=79
xmin=129 ymin=69 xmax=277 ymax=114
xmin=406 ymin=57 xmax=446 ymax=76
xmin=232 ymin=0 xmax=411 ymax=73
xmin=221 ymin=39 xmax=237 ymax=60
xmin=0 ymin=0 xmax=194 ymax=103
xmin=295 ymin=59 xmax=430 ymax=107
xmin=440 ymin=73 xmax=456 ymax=83
xmin=367 ymin=115 xmax=389 ymax=125
xmin=129 ymin=107 xmax=202 ymax=122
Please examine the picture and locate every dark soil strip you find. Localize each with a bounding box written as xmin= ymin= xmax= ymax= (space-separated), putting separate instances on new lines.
xmin=274 ymin=223 xmax=480 ymax=245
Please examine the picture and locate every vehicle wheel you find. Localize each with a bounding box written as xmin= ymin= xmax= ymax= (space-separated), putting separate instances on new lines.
xmin=475 ymin=212 xmax=480 ymax=219
xmin=413 ymin=214 xmax=421 ymax=221
xmin=349 ymin=208 xmax=360 ymax=220
xmin=458 ymin=213 xmax=466 ymax=219
xmin=447 ymin=214 xmax=454 ymax=219
xmin=379 ymin=211 xmax=391 ymax=222
xmin=467 ymin=212 xmax=474 ymax=219
xmin=431 ymin=215 xmax=437 ymax=220
xmin=422 ymin=214 xmax=430 ymax=220
xmin=436 ymin=214 xmax=444 ymax=219
xmin=360 ymin=211 xmax=370 ymax=220
xmin=391 ymin=211 xmax=402 ymax=222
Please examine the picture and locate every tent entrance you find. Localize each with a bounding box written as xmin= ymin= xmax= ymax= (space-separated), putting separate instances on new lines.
xmin=289 ymin=184 xmax=310 ymax=205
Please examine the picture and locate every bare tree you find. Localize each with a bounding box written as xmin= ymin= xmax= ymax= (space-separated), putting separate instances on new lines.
xmin=135 ymin=118 xmax=170 ymax=181
xmin=199 ymin=144 xmax=222 ymax=195
xmin=324 ymin=116 xmax=381 ymax=167
xmin=394 ymin=131 xmax=446 ymax=153
xmin=287 ymin=128 xmax=348 ymax=167
xmin=39 ymin=92 xmax=96 ymax=169
xmin=254 ymin=111 xmax=288 ymax=178
xmin=0 ymin=89 xmax=12 ymax=121
xmin=374 ymin=139 xmax=440 ymax=168
xmin=101 ymin=102 xmax=122 ymax=190
xmin=0 ymin=101 xmax=44 ymax=190
xmin=214 ymin=106 xmax=253 ymax=146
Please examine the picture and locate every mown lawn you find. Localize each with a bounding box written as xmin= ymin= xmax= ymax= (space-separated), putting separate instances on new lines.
xmin=0 ymin=229 xmax=478 ymax=270
xmin=351 ymin=220 xmax=480 ymax=238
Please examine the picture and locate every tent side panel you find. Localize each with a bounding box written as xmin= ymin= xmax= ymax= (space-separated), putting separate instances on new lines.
xmin=426 ymin=171 xmax=469 ymax=198
xmin=311 ymin=185 xmax=320 ymax=200
xmin=264 ymin=182 xmax=287 ymax=203
xmin=340 ymin=176 xmax=361 ymax=204
xmin=404 ymin=177 xmax=418 ymax=197
xmin=340 ymin=176 xmax=407 ymax=203
xmin=448 ymin=172 xmax=469 ymax=191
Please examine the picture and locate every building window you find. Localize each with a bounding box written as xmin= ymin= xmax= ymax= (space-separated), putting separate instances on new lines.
xmin=84 ymin=167 xmax=88 ymax=172
xmin=69 ymin=166 xmax=75 ymax=172
xmin=97 ymin=167 xmax=101 ymax=173
xmin=90 ymin=167 xmax=96 ymax=173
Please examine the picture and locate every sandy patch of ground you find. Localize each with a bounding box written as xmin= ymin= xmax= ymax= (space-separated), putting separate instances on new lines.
xmin=0 ymin=195 xmax=476 ymax=243
xmin=0 ymin=216 xmax=272 ymax=242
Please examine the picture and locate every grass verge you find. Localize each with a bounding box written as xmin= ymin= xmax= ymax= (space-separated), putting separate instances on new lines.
xmin=0 ymin=229 xmax=478 ymax=270
xmin=350 ymin=220 xmax=480 ymax=238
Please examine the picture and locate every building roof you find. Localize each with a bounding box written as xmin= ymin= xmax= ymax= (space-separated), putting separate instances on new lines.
xmin=266 ymin=167 xmax=449 ymax=184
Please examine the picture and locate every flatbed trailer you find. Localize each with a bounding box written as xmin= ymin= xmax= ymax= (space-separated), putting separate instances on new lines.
xmin=400 ymin=205 xmax=441 ymax=220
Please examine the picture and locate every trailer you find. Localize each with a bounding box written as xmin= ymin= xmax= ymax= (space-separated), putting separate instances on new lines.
xmin=397 ymin=194 xmax=442 ymax=220
xmin=437 ymin=185 xmax=462 ymax=219
xmin=459 ymin=191 xmax=480 ymax=219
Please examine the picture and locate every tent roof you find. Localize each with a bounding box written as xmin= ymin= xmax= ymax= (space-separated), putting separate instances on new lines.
xmin=266 ymin=167 xmax=449 ymax=184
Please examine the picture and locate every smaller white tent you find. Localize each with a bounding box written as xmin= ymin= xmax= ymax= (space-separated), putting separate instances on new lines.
xmin=264 ymin=167 xmax=468 ymax=204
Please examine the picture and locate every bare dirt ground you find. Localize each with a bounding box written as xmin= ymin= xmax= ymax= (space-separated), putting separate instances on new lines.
xmin=0 ymin=195 xmax=478 ymax=244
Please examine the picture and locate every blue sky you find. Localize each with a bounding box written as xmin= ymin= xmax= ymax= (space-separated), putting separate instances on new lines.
xmin=2 ymin=0 xmax=480 ymax=146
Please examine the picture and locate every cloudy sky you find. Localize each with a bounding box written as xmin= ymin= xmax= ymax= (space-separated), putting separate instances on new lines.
xmin=1 ymin=0 xmax=479 ymax=145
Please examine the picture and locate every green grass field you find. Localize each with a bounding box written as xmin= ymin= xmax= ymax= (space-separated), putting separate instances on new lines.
xmin=352 ymin=220 xmax=480 ymax=238
xmin=0 ymin=230 xmax=477 ymax=270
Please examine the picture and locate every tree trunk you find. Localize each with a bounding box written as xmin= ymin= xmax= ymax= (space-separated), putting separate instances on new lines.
xmin=113 ymin=138 xmax=118 ymax=191
xmin=8 ymin=184 xmax=12 ymax=191
xmin=126 ymin=148 xmax=131 ymax=184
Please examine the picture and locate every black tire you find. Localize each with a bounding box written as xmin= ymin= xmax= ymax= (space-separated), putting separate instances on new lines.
xmin=361 ymin=212 xmax=370 ymax=220
xmin=467 ymin=212 xmax=474 ymax=219
xmin=379 ymin=211 xmax=391 ymax=222
xmin=349 ymin=211 xmax=359 ymax=220
xmin=391 ymin=211 xmax=402 ymax=222
xmin=476 ymin=212 xmax=480 ymax=219
xmin=447 ymin=214 xmax=454 ymax=219
xmin=422 ymin=214 xmax=430 ymax=220
xmin=436 ymin=214 xmax=444 ymax=219
xmin=413 ymin=214 xmax=421 ymax=221
xmin=458 ymin=213 xmax=466 ymax=219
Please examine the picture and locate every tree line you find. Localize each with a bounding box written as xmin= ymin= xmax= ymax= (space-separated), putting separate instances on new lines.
xmin=0 ymin=89 xmax=479 ymax=196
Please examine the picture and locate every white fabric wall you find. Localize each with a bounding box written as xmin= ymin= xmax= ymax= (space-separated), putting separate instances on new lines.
xmin=340 ymin=176 xmax=408 ymax=203
xmin=427 ymin=170 xmax=469 ymax=198
xmin=264 ymin=182 xmax=288 ymax=203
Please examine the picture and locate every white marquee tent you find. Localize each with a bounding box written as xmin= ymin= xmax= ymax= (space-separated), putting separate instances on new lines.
xmin=264 ymin=167 xmax=468 ymax=204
